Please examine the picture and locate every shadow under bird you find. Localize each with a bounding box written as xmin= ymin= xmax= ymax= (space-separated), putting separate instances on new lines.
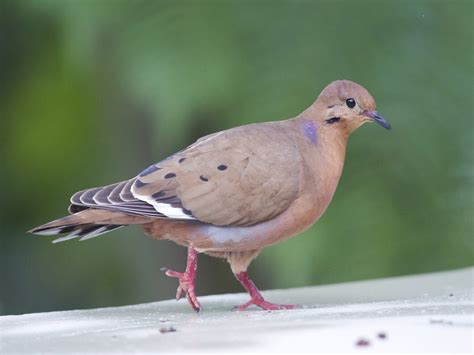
xmin=30 ymin=80 xmax=391 ymax=312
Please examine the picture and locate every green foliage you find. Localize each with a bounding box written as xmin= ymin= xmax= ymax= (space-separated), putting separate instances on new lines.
xmin=1 ymin=0 xmax=472 ymax=315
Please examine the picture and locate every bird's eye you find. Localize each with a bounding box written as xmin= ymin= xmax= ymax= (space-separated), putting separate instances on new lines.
xmin=346 ymin=98 xmax=356 ymax=108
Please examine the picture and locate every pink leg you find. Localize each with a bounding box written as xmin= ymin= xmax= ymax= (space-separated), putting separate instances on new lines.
xmin=234 ymin=271 xmax=296 ymax=311
xmin=161 ymin=247 xmax=201 ymax=312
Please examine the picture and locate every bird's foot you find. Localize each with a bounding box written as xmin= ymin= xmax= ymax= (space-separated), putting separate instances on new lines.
xmin=234 ymin=297 xmax=296 ymax=311
xmin=162 ymin=268 xmax=201 ymax=312
xmin=161 ymin=247 xmax=201 ymax=312
xmin=233 ymin=271 xmax=296 ymax=311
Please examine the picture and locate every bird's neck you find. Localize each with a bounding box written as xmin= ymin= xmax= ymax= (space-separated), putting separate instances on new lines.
xmin=301 ymin=118 xmax=347 ymax=181
xmin=290 ymin=115 xmax=349 ymax=162
xmin=287 ymin=116 xmax=349 ymax=218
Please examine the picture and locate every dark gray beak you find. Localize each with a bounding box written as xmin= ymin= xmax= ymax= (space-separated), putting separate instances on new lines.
xmin=363 ymin=111 xmax=391 ymax=130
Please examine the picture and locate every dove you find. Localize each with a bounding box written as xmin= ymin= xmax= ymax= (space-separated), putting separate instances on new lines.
xmin=30 ymin=80 xmax=391 ymax=312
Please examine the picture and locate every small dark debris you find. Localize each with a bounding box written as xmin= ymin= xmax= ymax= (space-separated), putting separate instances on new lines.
xmin=200 ymin=175 xmax=208 ymax=182
xmin=377 ymin=332 xmax=387 ymax=339
xmin=356 ymin=338 xmax=370 ymax=347
xmin=217 ymin=164 xmax=228 ymax=171
xmin=160 ymin=326 xmax=177 ymax=334
xmin=449 ymin=293 xmax=454 ymax=297
xmin=430 ymin=319 xmax=453 ymax=325
xmin=164 ymin=173 xmax=176 ymax=179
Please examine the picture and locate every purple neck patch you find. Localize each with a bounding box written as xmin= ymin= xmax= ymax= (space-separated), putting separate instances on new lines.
xmin=302 ymin=121 xmax=318 ymax=145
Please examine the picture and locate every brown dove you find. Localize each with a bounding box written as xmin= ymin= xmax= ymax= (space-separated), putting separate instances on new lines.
xmin=30 ymin=80 xmax=391 ymax=312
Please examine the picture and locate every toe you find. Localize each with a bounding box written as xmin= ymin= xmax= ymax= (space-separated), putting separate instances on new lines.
xmin=234 ymin=300 xmax=253 ymax=311
xmin=259 ymin=301 xmax=296 ymax=310
xmin=165 ymin=270 xmax=182 ymax=278
xmin=186 ymin=291 xmax=201 ymax=312
xmin=175 ymin=285 xmax=185 ymax=300
xmin=234 ymin=300 xmax=297 ymax=311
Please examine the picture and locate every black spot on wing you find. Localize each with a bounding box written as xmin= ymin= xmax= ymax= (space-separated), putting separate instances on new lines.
xmin=134 ymin=179 xmax=147 ymax=188
xmin=178 ymin=158 xmax=186 ymax=163
xmin=151 ymin=191 xmax=166 ymax=199
xmin=139 ymin=164 xmax=160 ymax=177
xmin=157 ymin=196 xmax=182 ymax=205
xmin=182 ymin=208 xmax=193 ymax=216
xmin=200 ymin=175 xmax=208 ymax=182
xmin=217 ymin=164 xmax=227 ymax=171
xmin=164 ymin=173 xmax=176 ymax=179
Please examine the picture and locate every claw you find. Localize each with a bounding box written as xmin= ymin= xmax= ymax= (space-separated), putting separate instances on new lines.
xmin=162 ymin=248 xmax=201 ymax=312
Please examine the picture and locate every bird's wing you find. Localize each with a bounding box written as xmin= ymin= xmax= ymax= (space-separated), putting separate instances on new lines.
xmin=69 ymin=179 xmax=172 ymax=218
xmin=69 ymin=123 xmax=302 ymax=226
xmin=132 ymin=123 xmax=302 ymax=226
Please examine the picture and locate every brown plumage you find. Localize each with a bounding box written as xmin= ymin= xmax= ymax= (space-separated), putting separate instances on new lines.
xmin=30 ymin=80 xmax=391 ymax=311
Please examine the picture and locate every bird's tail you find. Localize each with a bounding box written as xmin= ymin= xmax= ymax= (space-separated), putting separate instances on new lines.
xmin=28 ymin=209 xmax=147 ymax=243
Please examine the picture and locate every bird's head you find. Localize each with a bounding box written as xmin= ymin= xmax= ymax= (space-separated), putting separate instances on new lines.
xmin=308 ymin=80 xmax=391 ymax=135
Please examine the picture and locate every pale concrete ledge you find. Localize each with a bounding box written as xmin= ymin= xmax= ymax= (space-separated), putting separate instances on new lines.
xmin=1 ymin=268 xmax=473 ymax=353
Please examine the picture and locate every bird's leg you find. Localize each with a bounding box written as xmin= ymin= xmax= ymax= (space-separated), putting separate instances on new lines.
xmin=161 ymin=247 xmax=201 ymax=312
xmin=234 ymin=271 xmax=296 ymax=311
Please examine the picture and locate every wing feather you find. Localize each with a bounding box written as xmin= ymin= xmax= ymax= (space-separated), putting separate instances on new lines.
xmin=131 ymin=122 xmax=301 ymax=226
xmin=68 ymin=122 xmax=300 ymax=226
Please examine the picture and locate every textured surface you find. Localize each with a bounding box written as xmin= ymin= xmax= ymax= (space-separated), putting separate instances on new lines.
xmin=1 ymin=267 xmax=473 ymax=353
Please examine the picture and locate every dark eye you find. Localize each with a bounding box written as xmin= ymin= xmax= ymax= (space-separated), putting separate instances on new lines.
xmin=325 ymin=116 xmax=341 ymax=124
xmin=346 ymin=98 xmax=356 ymax=108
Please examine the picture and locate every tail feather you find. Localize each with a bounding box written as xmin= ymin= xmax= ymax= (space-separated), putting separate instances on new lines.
xmin=51 ymin=224 xmax=123 ymax=243
xmin=29 ymin=209 xmax=127 ymax=243
xmin=30 ymin=224 xmax=78 ymax=236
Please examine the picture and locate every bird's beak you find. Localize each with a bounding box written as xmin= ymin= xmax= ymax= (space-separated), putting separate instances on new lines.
xmin=363 ymin=111 xmax=391 ymax=130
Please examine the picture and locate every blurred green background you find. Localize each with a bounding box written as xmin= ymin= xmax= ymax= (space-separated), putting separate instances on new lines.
xmin=1 ymin=0 xmax=473 ymax=316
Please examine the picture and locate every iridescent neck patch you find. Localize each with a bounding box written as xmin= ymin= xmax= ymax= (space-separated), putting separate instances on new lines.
xmin=302 ymin=121 xmax=318 ymax=145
